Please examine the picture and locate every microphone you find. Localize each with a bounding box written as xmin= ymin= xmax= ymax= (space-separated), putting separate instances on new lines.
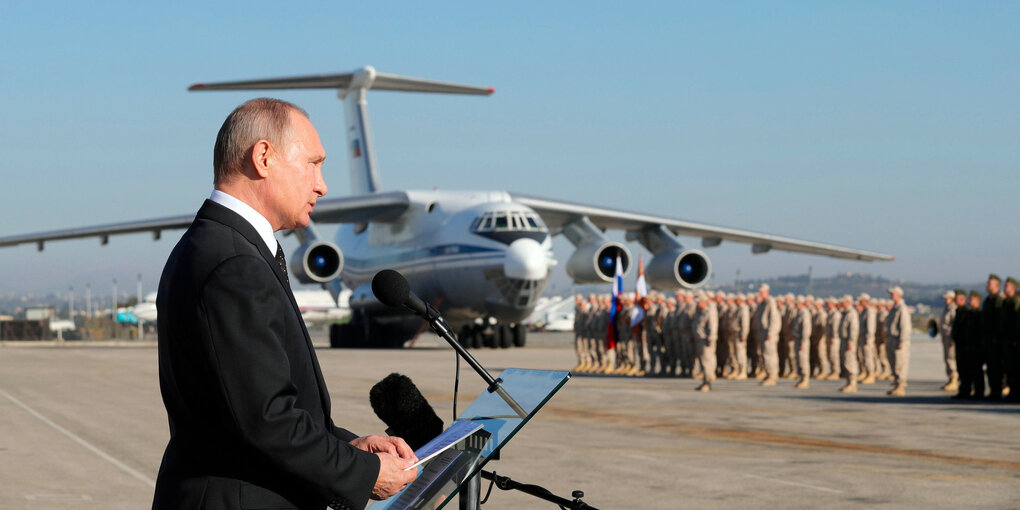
xmin=372 ymin=269 xmax=430 ymax=319
xmin=371 ymin=268 xmax=529 ymax=419
xmin=369 ymin=373 xmax=444 ymax=451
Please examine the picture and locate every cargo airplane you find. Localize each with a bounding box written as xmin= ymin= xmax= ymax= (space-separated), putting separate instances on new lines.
xmin=0 ymin=66 xmax=893 ymax=348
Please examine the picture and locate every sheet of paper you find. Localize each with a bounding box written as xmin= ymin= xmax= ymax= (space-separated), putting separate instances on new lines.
xmin=405 ymin=419 xmax=483 ymax=471
xmin=391 ymin=449 xmax=463 ymax=509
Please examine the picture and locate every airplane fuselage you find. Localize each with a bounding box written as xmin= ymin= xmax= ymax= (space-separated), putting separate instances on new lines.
xmin=337 ymin=190 xmax=555 ymax=328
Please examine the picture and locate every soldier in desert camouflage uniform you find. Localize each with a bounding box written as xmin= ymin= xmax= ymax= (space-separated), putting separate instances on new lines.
xmin=939 ymin=290 xmax=959 ymax=391
xmin=885 ymin=286 xmax=912 ymax=396
xmin=839 ymin=295 xmax=860 ymax=393
xmin=693 ymin=291 xmax=719 ymax=391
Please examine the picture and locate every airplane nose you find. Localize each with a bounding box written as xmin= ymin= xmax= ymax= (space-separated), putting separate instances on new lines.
xmin=504 ymin=238 xmax=548 ymax=280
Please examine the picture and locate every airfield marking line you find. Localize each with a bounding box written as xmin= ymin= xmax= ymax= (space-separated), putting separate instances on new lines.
xmin=742 ymin=473 xmax=844 ymax=494
xmin=0 ymin=388 xmax=157 ymax=489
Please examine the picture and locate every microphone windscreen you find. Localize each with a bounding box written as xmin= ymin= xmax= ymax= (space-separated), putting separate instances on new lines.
xmin=372 ymin=269 xmax=410 ymax=308
xmin=369 ymin=373 xmax=444 ymax=451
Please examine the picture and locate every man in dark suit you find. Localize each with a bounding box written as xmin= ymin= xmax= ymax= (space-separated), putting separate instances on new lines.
xmin=153 ymin=98 xmax=417 ymax=509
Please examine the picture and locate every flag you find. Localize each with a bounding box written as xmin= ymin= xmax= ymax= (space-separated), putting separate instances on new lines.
xmin=634 ymin=257 xmax=648 ymax=300
xmin=606 ymin=254 xmax=624 ymax=350
xmin=630 ymin=257 xmax=647 ymax=328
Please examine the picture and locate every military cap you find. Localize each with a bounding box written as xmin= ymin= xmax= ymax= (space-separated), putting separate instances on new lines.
xmin=887 ymin=286 xmax=904 ymax=295
xmin=759 ymin=283 xmax=770 ymax=291
xmin=842 ymin=294 xmax=853 ymax=302
xmin=1007 ymin=277 xmax=1018 ymax=287
xmin=858 ymin=293 xmax=871 ymax=301
xmin=969 ymin=290 xmax=982 ymax=299
xmin=814 ymin=298 xmax=824 ymax=305
xmin=954 ymin=288 xmax=966 ymax=296
xmin=825 ymin=296 xmax=836 ymax=303
xmin=988 ymin=274 xmax=1001 ymax=282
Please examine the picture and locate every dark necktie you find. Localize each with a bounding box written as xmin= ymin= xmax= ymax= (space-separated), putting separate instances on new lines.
xmin=275 ymin=242 xmax=289 ymax=283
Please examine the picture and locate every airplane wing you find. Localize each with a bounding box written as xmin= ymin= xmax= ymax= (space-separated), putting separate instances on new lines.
xmin=310 ymin=191 xmax=410 ymax=223
xmin=0 ymin=192 xmax=411 ymax=251
xmin=510 ymin=193 xmax=894 ymax=262
xmin=0 ymin=215 xmax=196 ymax=251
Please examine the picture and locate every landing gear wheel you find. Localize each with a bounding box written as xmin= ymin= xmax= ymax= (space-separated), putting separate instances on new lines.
xmin=497 ymin=324 xmax=512 ymax=349
xmin=511 ymin=324 xmax=526 ymax=348
xmin=330 ymin=322 xmax=358 ymax=348
xmin=459 ymin=325 xmax=473 ymax=349
xmin=471 ymin=325 xmax=485 ymax=349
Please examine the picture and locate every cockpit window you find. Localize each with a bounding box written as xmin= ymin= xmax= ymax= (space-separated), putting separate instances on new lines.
xmin=472 ymin=210 xmax=548 ymax=233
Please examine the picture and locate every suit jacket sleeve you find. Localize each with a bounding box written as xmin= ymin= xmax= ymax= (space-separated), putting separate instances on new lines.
xmin=201 ymin=254 xmax=379 ymax=506
xmin=331 ymin=422 xmax=360 ymax=442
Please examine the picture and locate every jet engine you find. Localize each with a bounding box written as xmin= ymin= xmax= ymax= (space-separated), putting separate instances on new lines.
xmin=290 ymin=240 xmax=344 ymax=284
xmin=566 ymin=242 xmax=631 ymax=284
xmin=645 ymin=248 xmax=711 ymax=289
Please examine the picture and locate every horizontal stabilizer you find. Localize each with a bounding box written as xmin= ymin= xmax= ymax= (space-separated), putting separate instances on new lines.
xmin=189 ymin=66 xmax=493 ymax=95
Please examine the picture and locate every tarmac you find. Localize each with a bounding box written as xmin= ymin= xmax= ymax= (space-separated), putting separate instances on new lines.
xmin=0 ymin=331 xmax=1018 ymax=509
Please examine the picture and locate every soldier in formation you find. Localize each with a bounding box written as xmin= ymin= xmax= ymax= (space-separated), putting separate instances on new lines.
xmin=885 ymin=286 xmax=912 ymax=396
xmin=939 ymin=290 xmax=959 ymax=391
xmin=693 ymin=290 xmax=719 ymax=391
xmin=857 ymin=294 xmax=878 ymax=385
xmin=951 ymin=289 xmax=983 ymax=400
xmin=944 ymin=274 xmax=1020 ymax=403
xmin=567 ymin=281 xmax=1020 ymax=403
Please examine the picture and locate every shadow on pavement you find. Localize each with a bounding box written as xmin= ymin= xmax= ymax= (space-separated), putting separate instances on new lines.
xmin=793 ymin=394 xmax=1020 ymax=413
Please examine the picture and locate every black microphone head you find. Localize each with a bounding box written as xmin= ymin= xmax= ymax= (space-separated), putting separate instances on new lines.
xmin=372 ymin=269 xmax=410 ymax=308
xmin=370 ymin=373 xmax=444 ymax=451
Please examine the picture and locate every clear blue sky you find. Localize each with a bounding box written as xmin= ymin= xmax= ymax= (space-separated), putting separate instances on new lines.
xmin=1 ymin=1 xmax=1017 ymax=298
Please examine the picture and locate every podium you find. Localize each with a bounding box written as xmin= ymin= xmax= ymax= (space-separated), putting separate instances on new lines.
xmin=369 ymin=368 xmax=571 ymax=510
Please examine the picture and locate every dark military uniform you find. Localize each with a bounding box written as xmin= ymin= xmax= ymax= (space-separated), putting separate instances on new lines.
xmin=952 ymin=298 xmax=984 ymax=399
xmin=981 ymin=292 xmax=1004 ymax=399
xmin=1001 ymin=291 xmax=1019 ymax=403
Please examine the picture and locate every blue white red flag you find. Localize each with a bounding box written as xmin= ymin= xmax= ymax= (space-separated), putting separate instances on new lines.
xmin=606 ymin=254 xmax=624 ymax=350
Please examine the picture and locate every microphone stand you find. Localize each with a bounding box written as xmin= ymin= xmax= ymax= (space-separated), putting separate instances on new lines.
xmin=412 ymin=302 xmax=529 ymax=510
xmin=418 ymin=302 xmax=528 ymax=420
xmin=410 ymin=299 xmax=597 ymax=509
xmin=479 ymin=470 xmax=598 ymax=510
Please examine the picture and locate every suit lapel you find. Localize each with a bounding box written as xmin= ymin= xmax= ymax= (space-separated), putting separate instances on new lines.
xmin=197 ymin=200 xmax=334 ymax=420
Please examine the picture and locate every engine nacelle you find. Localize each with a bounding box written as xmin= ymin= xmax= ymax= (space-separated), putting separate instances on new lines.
xmin=566 ymin=242 xmax=631 ymax=284
xmin=646 ymin=248 xmax=711 ymax=289
xmin=290 ymin=241 xmax=344 ymax=284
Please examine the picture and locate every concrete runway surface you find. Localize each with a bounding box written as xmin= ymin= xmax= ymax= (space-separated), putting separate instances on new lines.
xmin=0 ymin=332 xmax=1018 ymax=509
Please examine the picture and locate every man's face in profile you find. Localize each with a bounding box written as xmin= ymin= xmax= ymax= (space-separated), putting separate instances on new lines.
xmin=269 ymin=112 xmax=328 ymax=230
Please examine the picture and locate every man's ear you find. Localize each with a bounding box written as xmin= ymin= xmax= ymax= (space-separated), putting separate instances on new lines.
xmin=250 ymin=139 xmax=272 ymax=178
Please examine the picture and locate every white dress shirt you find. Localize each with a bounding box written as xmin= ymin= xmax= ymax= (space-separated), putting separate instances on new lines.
xmin=209 ymin=190 xmax=277 ymax=253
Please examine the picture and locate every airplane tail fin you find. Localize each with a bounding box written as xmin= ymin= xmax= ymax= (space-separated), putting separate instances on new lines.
xmin=190 ymin=66 xmax=493 ymax=195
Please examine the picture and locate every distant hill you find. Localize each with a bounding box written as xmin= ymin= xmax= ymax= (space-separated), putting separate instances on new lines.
xmin=715 ymin=272 xmax=982 ymax=307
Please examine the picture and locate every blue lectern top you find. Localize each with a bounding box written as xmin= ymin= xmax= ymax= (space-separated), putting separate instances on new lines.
xmin=369 ymin=368 xmax=570 ymax=510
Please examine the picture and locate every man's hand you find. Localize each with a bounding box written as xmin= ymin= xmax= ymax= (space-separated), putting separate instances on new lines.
xmin=351 ymin=435 xmax=417 ymax=462
xmin=370 ymin=452 xmax=418 ymax=501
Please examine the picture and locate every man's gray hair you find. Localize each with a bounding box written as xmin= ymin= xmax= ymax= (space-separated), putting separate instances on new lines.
xmin=213 ymin=98 xmax=309 ymax=185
